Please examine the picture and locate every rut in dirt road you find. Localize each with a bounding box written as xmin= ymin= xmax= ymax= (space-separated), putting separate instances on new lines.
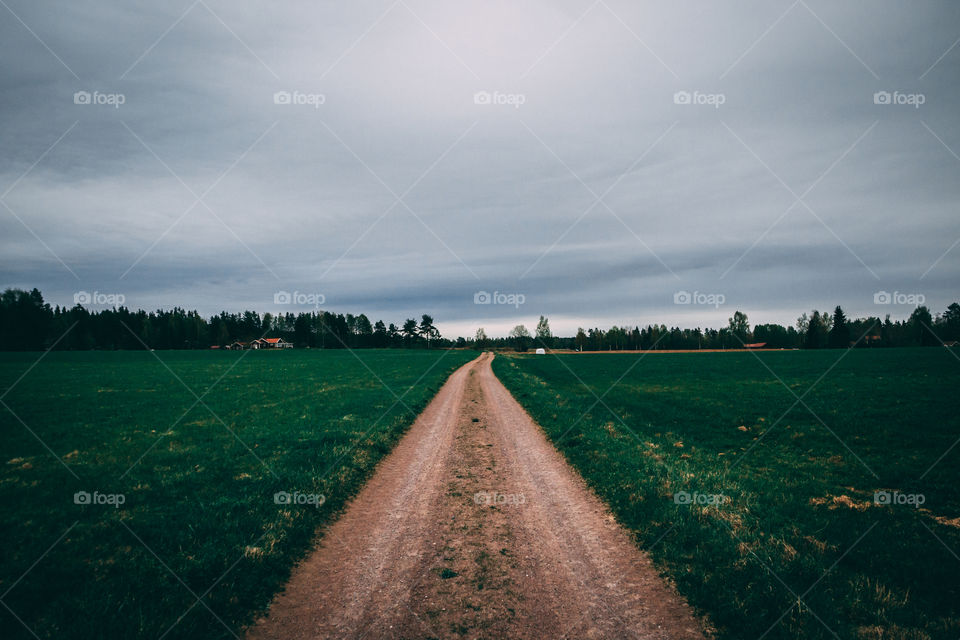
xmin=246 ymin=353 xmax=707 ymax=640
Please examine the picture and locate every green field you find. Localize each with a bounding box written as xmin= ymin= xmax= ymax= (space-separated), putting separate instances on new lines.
xmin=0 ymin=348 xmax=476 ymax=639
xmin=4 ymin=347 xmax=958 ymax=640
xmin=493 ymin=348 xmax=960 ymax=640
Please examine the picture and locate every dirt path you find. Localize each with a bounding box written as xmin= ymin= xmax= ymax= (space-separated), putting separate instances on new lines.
xmin=246 ymin=353 xmax=706 ymax=639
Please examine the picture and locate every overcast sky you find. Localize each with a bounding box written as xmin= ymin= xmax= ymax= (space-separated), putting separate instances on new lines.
xmin=1 ymin=1 xmax=958 ymax=338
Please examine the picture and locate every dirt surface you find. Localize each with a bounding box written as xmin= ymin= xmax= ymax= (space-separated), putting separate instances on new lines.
xmin=523 ymin=349 xmax=784 ymax=354
xmin=246 ymin=353 xmax=707 ymax=639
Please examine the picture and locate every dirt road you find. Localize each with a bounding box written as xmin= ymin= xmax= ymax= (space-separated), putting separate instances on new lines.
xmin=246 ymin=353 xmax=706 ymax=639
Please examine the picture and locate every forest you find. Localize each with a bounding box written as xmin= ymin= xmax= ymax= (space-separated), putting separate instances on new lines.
xmin=0 ymin=288 xmax=957 ymax=351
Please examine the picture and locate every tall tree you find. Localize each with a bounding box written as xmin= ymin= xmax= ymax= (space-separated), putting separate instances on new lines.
xmin=373 ymin=320 xmax=388 ymax=347
xmin=261 ymin=312 xmax=273 ymax=336
xmin=419 ymin=314 xmax=439 ymax=347
xmin=509 ymin=325 xmax=531 ymax=352
xmin=728 ymin=310 xmax=750 ymax=345
xmin=293 ymin=313 xmax=312 ymax=347
xmin=0 ymin=289 xmax=52 ymax=350
xmin=803 ymin=311 xmax=826 ymax=349
xmin=402 ymin=318 xmax=419 ymax=347
xmin=909 ymin=306 xmax=936 ymax=346
xmin=355 ymin=314 xmax=373 ymax=346
xmin=474 ymin=327 xmax=487 ymax=350
xmin=575 ymin=328 xmax=587 ymax=351
xmin=944 ymin=303 xmax=960 ymax=341
xmin=388 ymin=323 xmax=400 ymax=347
xmin=828 ymin=305 xmax=850 ymax=348
xmin=535 ymin=315 xmax=553 ymax=348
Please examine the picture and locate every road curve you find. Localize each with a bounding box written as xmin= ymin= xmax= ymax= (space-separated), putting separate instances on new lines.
xmin=246 ymin=352 xmax=707 ymax=639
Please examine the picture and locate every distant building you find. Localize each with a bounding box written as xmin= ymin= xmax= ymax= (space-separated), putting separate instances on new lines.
xmin=743 ymin=342 xmax=767 ymax=349
xmin=248 ymin=337 xmax=293 ymax=349
xmin=224 ymin=338 xmax=292 ymax=350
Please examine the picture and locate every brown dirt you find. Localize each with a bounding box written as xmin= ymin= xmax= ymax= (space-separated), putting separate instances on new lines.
xmin=246 ymin=353 xmax=707 ymax=639
xmin=543 ymin=349 xmax=785 ymax=354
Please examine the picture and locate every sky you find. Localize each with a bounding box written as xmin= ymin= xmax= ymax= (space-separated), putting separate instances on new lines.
xmin=1 ymin=0 xmax=958 ymax=338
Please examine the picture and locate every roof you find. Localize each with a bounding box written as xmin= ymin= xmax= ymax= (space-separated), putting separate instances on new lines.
xmin=264 ymin=338 xmax=283 ymax=344
xmin=743 ymin=342 xmax=767 ymax=348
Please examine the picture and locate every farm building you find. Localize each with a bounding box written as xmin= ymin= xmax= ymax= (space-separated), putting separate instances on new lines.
xmin=250 ymin=338 xmax=292 ymax=349
xmin=239 ymin=338 xmax=294 ymax=350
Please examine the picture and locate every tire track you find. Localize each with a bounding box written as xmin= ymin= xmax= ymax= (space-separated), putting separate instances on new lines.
xmin=246 ymin=353 xmax=706 ymax=639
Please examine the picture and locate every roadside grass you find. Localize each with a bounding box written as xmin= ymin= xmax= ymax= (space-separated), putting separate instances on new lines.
xmin=0 ymin=348 xmax=476 ymax=639
xmin=492 ymin=348 xmax=960 ymax=640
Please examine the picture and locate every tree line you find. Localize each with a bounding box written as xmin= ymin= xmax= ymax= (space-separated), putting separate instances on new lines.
xmin=1 ymin=288 xmax=957 ymax=351
xmin=0 ymin=289 xmax=446 ymax=351
xmin=477 ymin=305 xmax=960 ymax=352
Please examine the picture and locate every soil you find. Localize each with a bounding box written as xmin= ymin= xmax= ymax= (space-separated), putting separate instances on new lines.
xmin=246 ymin=353 xmax=707 ymax=639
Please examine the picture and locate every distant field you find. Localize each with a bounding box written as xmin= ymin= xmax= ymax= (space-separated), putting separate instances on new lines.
xmin=493 ymin=348 xmax=960 ymax=640
xmin=0 ymin=349 xmax=476 ymax=639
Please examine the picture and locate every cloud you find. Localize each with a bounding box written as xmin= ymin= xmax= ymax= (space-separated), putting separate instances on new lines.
xmin=1 ymin=0 xmax=958 ymax=337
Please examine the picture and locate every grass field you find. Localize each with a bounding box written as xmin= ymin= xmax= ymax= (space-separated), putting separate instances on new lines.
xmin=0 ymin=348 xmax=476 ymax=639
xmin=493 ymin=348 xmax=960 ymax=640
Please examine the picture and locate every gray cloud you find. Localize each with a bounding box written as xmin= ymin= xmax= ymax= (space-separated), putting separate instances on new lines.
xmin=1 ymin=0 xmax=958 ymax=337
